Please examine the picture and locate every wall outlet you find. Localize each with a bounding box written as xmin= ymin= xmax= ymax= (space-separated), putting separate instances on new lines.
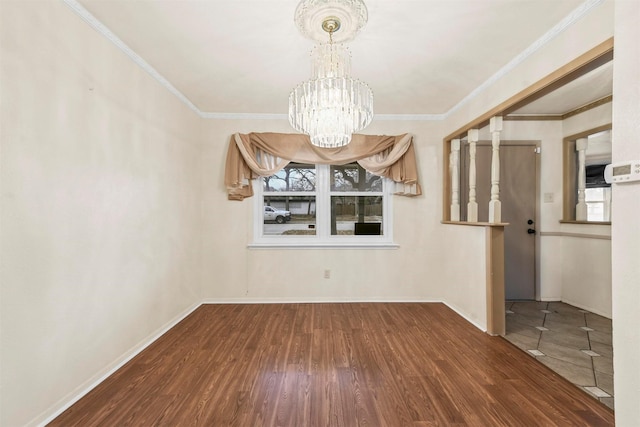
xmin=324 ymin=269 xmax=331 ymax=279
xmin=544 ymin=193 xmax=554 ymax=203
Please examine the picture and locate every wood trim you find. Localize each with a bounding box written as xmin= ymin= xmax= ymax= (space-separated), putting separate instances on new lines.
xmin=486 ymin=227 xmax=505 ymax=336
xmin=443 ymin=38 xmax=614 ymax=142
xmin=559 ymin=220 xmax=611 ymax=225
xmin=504 ymin=115 xmax=563 ymax=121
xmin=562 ymin=123 xmax=612 ymax=220
xmin=563 ymin=123 xmax=612 ymax=142
xmin=443 ymin=138 xmax=452 ymax=221
xmin=562 ymin=95 xmax=613 ymax=119
xmin=562 ymin=136 xmax=576 ymax=221
xmin=441 ymin=221 xmax=509 ymax=227
xmin=442 ymin=38 xmax=614 ymax=224
xmin=540 ymin=231 xmax=611 ymax=240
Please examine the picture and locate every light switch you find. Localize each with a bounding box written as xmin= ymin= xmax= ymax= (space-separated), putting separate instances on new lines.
xmin=544 ymin=193 xmax=554 ymax=203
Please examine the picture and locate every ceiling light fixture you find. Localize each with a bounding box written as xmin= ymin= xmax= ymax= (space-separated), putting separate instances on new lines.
xmin=289 ymin=0 xmax=373 ymax=148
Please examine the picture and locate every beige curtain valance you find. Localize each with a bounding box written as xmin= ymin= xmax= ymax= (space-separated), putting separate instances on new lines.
xmin=224 ymin=132 xmax=422 ymax=200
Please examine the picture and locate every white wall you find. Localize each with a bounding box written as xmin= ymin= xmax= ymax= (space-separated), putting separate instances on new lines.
xmin=0 ymin=2 xmax=202 ymax=426
xmin=611 ymin=0 xmax=640 ymax=422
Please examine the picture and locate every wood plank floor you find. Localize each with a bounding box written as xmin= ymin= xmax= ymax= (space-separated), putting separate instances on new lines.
xmin=49 ymin=303 xmax=614 ymax=426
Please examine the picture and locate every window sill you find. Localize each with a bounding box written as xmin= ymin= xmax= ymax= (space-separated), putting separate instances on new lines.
xmin=248 ymin=242 xmax=399 ymax=250
xmin=560 ymin=220 xmax=611 ymax=225
xmin=441 ymin=221 xmax=509 ymax=227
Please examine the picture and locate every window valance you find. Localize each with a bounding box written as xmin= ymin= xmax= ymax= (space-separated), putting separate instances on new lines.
xmin=224 ymin=132 xmax=422 ymax=200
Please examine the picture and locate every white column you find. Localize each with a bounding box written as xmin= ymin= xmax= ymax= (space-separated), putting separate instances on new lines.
xmin=467 ymin=129 xmax=479 ymax=222
xmin=488 ymin=116 xmax=503 ymax=223
xmin=450 ymin=139 xmax=461 ymax=221
xmin=576 ymin=137 xmax=588 ymax=221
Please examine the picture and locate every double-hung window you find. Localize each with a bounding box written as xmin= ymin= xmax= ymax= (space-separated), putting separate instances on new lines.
xmin=252 ymin=161 xmax=394 ymax=247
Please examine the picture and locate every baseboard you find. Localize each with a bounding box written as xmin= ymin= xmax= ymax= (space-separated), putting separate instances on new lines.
xmin=201 ymin=297 xmax=443 ymax=304
xmin=201 ymin=298 xmax=488 ymax=333
xmin=560 ymin=298 xmax=612 ymax=319
xmin=32 ymin=302 xmax=201 ymax=427
xmin=442 ymin=302 xmax=487 ymax=332
xmin=30 ymin=297 xmax=486 ymax=426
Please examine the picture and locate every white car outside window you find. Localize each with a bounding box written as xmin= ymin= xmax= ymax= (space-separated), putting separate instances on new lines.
xmin=264 ymin=206 xmax=291 ymax=224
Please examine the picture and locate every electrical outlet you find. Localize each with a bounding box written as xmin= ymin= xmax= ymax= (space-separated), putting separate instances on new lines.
xmin=544 ymin=193 xmax=554 ymax=203
xmin=324 ymin=269 xmax=331 ymax=279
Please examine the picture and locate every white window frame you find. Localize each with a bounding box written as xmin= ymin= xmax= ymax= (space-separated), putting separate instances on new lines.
xmin=250 ymin=164 xmax=397 ymax=248
xmin=585 ymin=186 xmax=611 ymax=222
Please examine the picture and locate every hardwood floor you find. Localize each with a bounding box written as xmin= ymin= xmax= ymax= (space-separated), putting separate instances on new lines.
xmin=49 ymin=303 xmax=614 ymax=426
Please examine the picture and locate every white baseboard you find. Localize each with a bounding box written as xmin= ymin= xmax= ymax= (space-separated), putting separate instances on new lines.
xmin=560 ymin=298 xmax=612 ymax=319
xmin=201 ymin=299 xmax=489 ymax=333
xmin=32 ymin=302 xmax=201 ymax=427
xmin=442 ymin=302 xmax=487 ymax=332
xmin=202 ymin=297 xmax=442 ymax=304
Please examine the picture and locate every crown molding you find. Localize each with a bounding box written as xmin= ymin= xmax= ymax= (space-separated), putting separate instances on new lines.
xmin=200 ymin=112 xmax=288 ymax=120
xmin=444 ymin=0 xmax=605 ymax=118
xmin=63 ymin=0 xmax=604 ymax=122
xmin=375 ymin=114 xmax=445 ymax=121
xmin=61 ymin=0 xmax=203 ymax=117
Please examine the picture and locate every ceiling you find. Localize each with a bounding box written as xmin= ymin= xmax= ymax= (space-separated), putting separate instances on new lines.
xmin=73 ymin=0 xmax=610 ymax=118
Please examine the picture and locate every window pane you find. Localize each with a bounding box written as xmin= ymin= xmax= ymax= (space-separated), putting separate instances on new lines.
xmin=585 ymin=187 xmax=604 ymax=202
xmin=330 ymin=196 xmax=383 ymax=235
xmin=330 ymin=163 xmax=382 ymax=192
xmin=585 ymin=187 xmax=611 ymax=221
xmin=263 ymin=163 xmax=316 ymax=192
xmin=263 ymin=196 xmax=316 ymax=236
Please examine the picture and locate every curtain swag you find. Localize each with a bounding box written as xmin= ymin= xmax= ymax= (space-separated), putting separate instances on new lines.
xmin=224 ymin=132 xmax=422 ymax=200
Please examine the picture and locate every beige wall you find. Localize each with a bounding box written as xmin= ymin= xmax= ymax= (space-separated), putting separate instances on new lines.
xmin=4 ymin=0 xmax=640 ymax=425
xmin=559 ymin=103 xmax=612 ymax=316
xmin=201 ymin=119 xmax=464 ymax=304
xmin=443 ymin=0 xmax=615 ymax=134
xmin=1 ymin=2 xmax=202 ymax=426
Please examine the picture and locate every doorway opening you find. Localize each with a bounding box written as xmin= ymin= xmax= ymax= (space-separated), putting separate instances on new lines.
xmin=461 ymin=141 xmax=539 ymax=300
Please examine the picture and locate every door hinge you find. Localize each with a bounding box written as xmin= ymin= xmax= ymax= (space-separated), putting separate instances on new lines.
xmin=534 ymin=147 xmax=541 ymax=154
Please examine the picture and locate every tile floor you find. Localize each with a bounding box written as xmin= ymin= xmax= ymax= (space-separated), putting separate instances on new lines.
xmin=504 ymin=301 xmax=614 ymax=410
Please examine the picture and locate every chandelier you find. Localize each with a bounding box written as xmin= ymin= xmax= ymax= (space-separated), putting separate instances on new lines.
xmin=288 ymin=0 xmax=374 ymax=148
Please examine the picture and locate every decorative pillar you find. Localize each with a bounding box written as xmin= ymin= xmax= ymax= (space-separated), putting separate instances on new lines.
xmin=450 ymin=139 xmax=461 ymax=221
xmin=467 ymin=129 xmax=479 ymax=222
xmin=576 ymin=137 xmax=588 ymax=221
xmin=488 ymin=116 xmax=503 ymax=223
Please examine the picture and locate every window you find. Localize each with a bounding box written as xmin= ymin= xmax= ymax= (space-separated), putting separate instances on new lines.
xmin=252 ymin=162 xmax=394 ymax=247
xmin=584 ymin=163 xmax=611 ymax=222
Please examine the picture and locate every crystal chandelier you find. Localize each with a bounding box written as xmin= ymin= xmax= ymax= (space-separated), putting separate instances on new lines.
xmin=289 ymin=0 xmax=373 ymax=148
